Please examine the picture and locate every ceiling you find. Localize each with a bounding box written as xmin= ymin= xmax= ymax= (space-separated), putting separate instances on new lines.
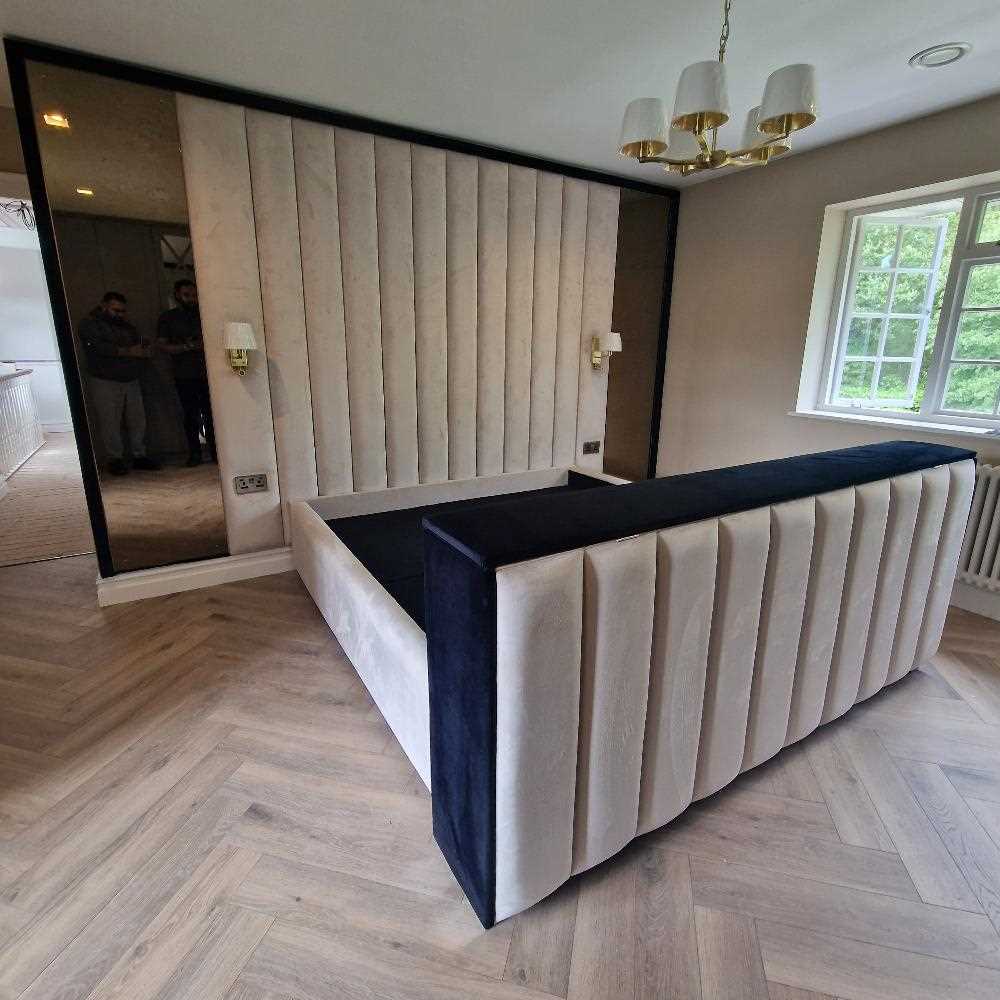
xmin=0 ymin=0 xmax=998 ymax=189
xmin=27 ymin=63 xmax=188 ymax=222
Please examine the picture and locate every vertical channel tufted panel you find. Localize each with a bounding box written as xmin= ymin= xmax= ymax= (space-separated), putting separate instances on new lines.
xmin=175 ymin=96 xmax=284 ymax=553
xmin=552 ymin=179 xmax=588 ymax=466
xmin=856 ymin=471 xmax=923 ymax=702
xmin=528 ymin=173 xmax=563 ymax=470
xmin=504 ymin=166 xmax=537 ymax=473
xmin=335 ymin=129 xmax=387 ymax=491
xmin=822 ymin=480 xmax=891 ymax=723
xmin=886 ymin=465 xmax=950 ymax=685
xmin=293 ymin=120 xmax=353 ymax=496
xmin=576 ymin=184 xmax=620 ymax=470
xmin=915 ymin=459 xmax=976 ymax=666
xmin=638 ymin=519 xmax=717 ymax=835
xmin=742 ymin=497 xmax=815 ymax=772
xmin=476 ymin=160 xmax=508 ymax=476
xmin=445 ymin=152 xmax=479 ymax=480
xmin=495 ymin=550 xmax=584 ymax=922
xmin=374 ymin=137 xmax=419 ymax=488
xmin=572 ymin=534 xmax=656 ymax=875
xmin=238 ymin=112 xmax=620 ymax=502
xmin=245 ymin=111 xmax=319 ymax=537
xmin=693 ymin=507 xmax=771 ymax=801
xmin=785 ymin=487 xmax=855 ymax=745
xmin=410 ymin=146 xmax=449 ymax=484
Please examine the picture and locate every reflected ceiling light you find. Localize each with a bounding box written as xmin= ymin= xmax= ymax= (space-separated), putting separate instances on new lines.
xmin=75 ymin=187 xmax=95 ymax=197
xmin=908 ymin=42 xmax=971 ymax=68
xmin=42 ymin=111 xmax=71 ymax=129
xmin=618 ymin=0 xmax=817 ymax=176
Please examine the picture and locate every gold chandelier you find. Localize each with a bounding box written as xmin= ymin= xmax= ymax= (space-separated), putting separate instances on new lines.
xmin=618 ymin=0 xmax=817 ymax=175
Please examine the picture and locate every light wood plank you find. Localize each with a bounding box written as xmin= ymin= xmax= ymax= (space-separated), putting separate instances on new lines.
xmin=838 ymin=726 xmax=981 ymax=910
xmin=694 ymin=906 xmax=768 ymax=1000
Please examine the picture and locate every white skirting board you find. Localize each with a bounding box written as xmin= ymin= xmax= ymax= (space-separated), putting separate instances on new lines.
xmin=96 ymin=547 xmax=294 ymax=606
xmin=950 ymin=579 xmax=1000 ymax=623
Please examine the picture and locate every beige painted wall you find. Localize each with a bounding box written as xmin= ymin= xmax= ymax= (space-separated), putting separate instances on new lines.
xmin=657 ymin=93 xmax=1000 ymax=477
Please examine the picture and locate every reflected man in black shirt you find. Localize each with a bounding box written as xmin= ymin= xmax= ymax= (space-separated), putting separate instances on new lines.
xmin=157 ymin=280 xmax=216 ymax=467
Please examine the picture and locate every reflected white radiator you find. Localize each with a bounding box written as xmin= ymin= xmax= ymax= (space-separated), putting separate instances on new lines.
xmin=957 ymin=463 xmax=1000 ymax=590
xmin=0 ymin=370 xmax=44 ymax=482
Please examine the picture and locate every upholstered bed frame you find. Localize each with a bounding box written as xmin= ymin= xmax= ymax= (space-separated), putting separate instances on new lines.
xmin=291 ymin=441 xmax=976 ymax=928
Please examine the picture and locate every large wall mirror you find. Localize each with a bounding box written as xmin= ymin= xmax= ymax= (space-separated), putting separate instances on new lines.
xmin=22 ymin=60 xmax=228 ymax=572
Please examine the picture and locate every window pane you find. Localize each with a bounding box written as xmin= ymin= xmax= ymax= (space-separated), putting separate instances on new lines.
xmin=846 ymin=316 xmax=881 ymax=355
xmin=837 ymin=361 xmax=875 ymax=399
xmin=877 ymin=362 xmax=912 ymax=399
xmin=955 ymin=310 xmax=1000 ymax=360
xmin=854 ymin=272 xmax=891 ymax=311
xmin=898 ymin=226 xmax=938 ymax=267
xmin=943 ymin=364 xmax=1000 ymax=413
xmin=891 ymin=272 xmax=929 ymax=313
xmin=978 ymin=199 xmax=1000 ymax=244
xmin=884 ymin=317 xmax=920 ymax=356
xmin=964 ymin=263 xmax=1000 ymax=308
xmin=859 ymin=223 xmax=897 ymax=267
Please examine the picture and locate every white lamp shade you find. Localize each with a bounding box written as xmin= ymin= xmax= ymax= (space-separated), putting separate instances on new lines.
xmin=672 ymin=60 xmax=730 ymax=131
xmin=619 ymin=98 xmax=668 ymax=158
xmin=224 ymin=321 xmax=257 ymax=351
xmin=758 ymin=63 xmax=817 ymax=135
xmin=738 ymin=106 xmax=789 ymax=161
xmin=667 ymin=126 xmax=702 ymax=160
xmin=607 ymin=331 xmax=623 ymax=353
xmin=740 ymin=106 xmax=764 ymax=148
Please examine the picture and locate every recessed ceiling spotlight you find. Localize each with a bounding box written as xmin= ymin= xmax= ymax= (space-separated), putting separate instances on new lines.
xmin=42 ymin=111 xmax=71 ymax=129
xmin=909 ymin=42 xmax=971 ymax=68
xmin=75 ymin=187 xmax=95 ymax=197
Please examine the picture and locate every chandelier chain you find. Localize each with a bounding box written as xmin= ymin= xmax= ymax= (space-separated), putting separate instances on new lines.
xmin=718 ymin=0 xmax=733 ymax=63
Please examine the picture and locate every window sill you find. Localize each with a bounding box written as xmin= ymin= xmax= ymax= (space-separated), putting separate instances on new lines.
xmin=790 ymin=408 xmax=1000 ymax=441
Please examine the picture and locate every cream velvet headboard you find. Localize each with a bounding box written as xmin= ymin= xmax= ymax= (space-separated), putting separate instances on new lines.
xmin=176 ymin=95 xmax=621 ymax=554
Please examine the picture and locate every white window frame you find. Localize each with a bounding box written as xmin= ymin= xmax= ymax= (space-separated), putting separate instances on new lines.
xmin=815 ymin=181 xmax=1000 ymax=431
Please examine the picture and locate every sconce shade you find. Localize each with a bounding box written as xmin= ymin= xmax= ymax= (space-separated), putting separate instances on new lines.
xmin=607 ymin=331 xmax=623 ymax=353
xmin=740 ymin=106 xmax=789 ymax=161
xmin=619 ymin=98 xmax=669 ymax=158
xmin=224 ymin=321 xmax=257 ymax=351
xmin=758 ymin=64 xmax=817 ymax=135
xmin=672 ymin=60 xmax=730 ymax=132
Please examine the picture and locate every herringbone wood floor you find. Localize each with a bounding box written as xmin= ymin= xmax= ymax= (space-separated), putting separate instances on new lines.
xmin=2 ymin=555 xmax=1000 ymax=999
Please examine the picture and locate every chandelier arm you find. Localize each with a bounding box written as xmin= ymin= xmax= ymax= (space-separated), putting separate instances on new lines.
xmin=636 ymin=154 xmax=703 ymax=168
xmin=727 ymin=132 xmax=792 ymax=159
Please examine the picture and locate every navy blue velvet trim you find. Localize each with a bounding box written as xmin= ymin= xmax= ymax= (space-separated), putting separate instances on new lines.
xmin=424 ymin=530 xmax=497 ymax=928
xmin=424 ymin=441 xmax=976 ymax=570
xmin=327 ymin=477 xmax=611 ymax=627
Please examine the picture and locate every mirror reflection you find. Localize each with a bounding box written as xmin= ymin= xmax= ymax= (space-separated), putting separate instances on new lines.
xmin=26 ymin=61 xmax=227 ymax=572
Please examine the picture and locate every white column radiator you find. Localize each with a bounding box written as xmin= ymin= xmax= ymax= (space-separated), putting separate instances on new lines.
xmin=957 ymin=463 xmax=1000 ymax=590
xmin=0 ymin=370 xmax=44 ymax=483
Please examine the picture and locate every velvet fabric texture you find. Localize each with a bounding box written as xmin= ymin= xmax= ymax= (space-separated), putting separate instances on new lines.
xmin=327 ymin=474 xmax=610 ymax=628
xmin=420 ymin=441 xmax=974 ymax=928
xmin=423 ymin=441 xmax=976 ymax=570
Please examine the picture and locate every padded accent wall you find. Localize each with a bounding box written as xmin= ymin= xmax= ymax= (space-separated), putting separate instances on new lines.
xmin=176 ymin=96 xmax=284 ymax=553
xmin=177 ymin=97 xmax=621 ymax=547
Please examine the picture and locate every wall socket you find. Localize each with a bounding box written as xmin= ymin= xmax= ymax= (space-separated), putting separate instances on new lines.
xmin=233 ymin=473 xmax=268 ymax=495
xmin=582 ymin=440 xmax=601 ymax=455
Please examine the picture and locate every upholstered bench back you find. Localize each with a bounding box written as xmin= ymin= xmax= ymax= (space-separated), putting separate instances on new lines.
xmin=422 ymin=442 xmax=976 ymax=926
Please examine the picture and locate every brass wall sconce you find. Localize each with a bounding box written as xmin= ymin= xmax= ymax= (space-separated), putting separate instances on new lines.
xmin=224 ymin=321 xmax=257 ymax=376
xmin=591 ymin=331 xmax=623 ymax=371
